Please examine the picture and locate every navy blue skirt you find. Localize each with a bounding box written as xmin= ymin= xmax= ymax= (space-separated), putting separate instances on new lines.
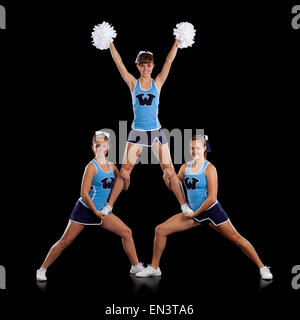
xmin=69 ymin=200 xmax=103 ymax=225
xmin=193 ymin=202 xmax=229 ymax=226
xmin=127 ymin=128 xmax=168 ymax=147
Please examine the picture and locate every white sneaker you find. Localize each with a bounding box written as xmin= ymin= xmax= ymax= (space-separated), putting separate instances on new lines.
xmin=135 ymin=265 xmax=162 ymax=278
xmin=101 ymin=204 xmax=113 ymax=215
xmin=36 ymin=268 xmax=47 ymax=281
xmin=260 ymin=266 xmax=273 ymax=280
xmin=181 ymin=203 xmax=193 ymax=214
xmin=130 ymin=263 xmax=145 ymax=274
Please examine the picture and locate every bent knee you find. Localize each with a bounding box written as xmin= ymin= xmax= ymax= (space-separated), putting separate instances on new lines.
xmin=155 ymin=225 xmax=167 ymax=237
xmin=162 ymin=165 xmax=175 ymax=179
xmin=120 ymin=166 xmax=132 ymax=180
xmin=121 ymin=163 xmax=133 ymax=171
xmin=121 ymin=227 xmax=132 ymax=239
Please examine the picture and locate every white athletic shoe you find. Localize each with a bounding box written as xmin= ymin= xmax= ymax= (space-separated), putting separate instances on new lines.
xmin=100 ymin=204 xmax=113 ymax=215
xmin=135 ymin=265 xmax=162 ymax=278
xmin=36 ymin=268 xmax=47 ymax=281
xmin=260 ymin=266 xmax=273 ymax=280
xmin=130 ymin=263 xmax=145 ymax=274
xmin=181 ymin=203 xmax=193 ymax=214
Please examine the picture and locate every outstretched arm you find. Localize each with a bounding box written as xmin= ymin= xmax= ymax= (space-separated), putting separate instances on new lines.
xmin=109 ymin=43 xmax=136 ymax=92
xmin=155 ymin=40 xmax=180 ymax=91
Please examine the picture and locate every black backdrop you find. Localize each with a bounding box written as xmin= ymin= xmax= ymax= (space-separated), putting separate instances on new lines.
xmin=1 ymin=1 xmax=299 ymax=318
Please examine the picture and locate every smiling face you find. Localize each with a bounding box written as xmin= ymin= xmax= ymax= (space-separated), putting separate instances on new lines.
xmin=190 ymin=138 xmax=206 ymax=160
xmin=136 ymin=52 xmax=154 ymax=78
xmin=137 ymin=62 xmax=154 ymax=77
xmin=92 ymin=138 xmax=109 ymax=159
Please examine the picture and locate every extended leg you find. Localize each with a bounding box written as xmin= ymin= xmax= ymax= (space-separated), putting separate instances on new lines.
xmin=101 ymin=214 xmax=140 ymax=266
xmin=152 ymin=142 xmax=186 ymax=206
xmin=107 ymin=143 xmax=142 ymax=207
xmin=135 ymin=213 xmax=200 ymax=277
xmin=209 ymin=220 xmax=265 ymax=268
xmin=151 ymin=213 xmax=200 ymax=269
xmin=40 ymin=221 xmax=85 ymax=270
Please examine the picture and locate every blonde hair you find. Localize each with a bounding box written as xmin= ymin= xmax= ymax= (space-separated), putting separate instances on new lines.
xmin=92 ymin=133 xmax=109 ymax=144
xmin=192 ymin=135 xmax=206 ymax=146
xmin=92 ymin=133 xmax=109 ymax=157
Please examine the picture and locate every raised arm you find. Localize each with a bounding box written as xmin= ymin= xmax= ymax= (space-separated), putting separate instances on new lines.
xmin=109 ymin=43 xmax=136 ymax=92
xmin=155 ymin=39 xmax=180 ymax=91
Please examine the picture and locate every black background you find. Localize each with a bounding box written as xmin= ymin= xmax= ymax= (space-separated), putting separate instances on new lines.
xmin=1 ymin=0 xmax=299 ymax=318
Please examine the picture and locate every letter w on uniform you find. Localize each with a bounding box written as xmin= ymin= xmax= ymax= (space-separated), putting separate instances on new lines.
xmin=184 ymin=178 xmax=199 ymax=190
xmin=136 ymin=94 xmax=156 ymax=106
xmin=101 ymin=177 xmax=115 ymax=189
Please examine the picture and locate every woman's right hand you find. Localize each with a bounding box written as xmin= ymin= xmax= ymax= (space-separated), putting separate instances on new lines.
xmin=183 ymin=211 xmax=194 ymax=219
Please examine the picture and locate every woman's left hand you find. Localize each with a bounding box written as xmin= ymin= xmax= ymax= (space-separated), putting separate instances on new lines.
xmin=98 ymin=211 xmax=109 ymax=220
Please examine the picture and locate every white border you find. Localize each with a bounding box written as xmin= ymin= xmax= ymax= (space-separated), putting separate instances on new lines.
xmin=188 ymin=160 xmax=209 ymax=175
xmin=69 ymin=219 xmax=102 ymax=226
xmin=127 ymin=139 xmax=168 ymax=148
xmin=138 ymin=78 xmax=153 ymax=91
xmin=193 ymin=216 xmax=229 ymax=227
xmin=131 ymin=126 xmax=162 ymax=131
xmin=193 ymin=201 xmax=228 ymax=226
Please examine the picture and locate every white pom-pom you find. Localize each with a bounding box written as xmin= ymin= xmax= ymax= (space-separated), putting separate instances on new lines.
xmin=92 ymin=21 xmax=117 ymax=50
xmin=173 ymin=22 xmax=196 ymax=49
